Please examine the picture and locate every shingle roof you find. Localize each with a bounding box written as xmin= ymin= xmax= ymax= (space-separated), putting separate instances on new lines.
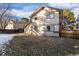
xmin=30 ymin=6 xmax=63 ymax=18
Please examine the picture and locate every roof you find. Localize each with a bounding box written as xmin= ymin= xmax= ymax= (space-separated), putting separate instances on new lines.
xmin=30 ymin=6 xmax=45 ymax=18
xmin=46 ymin=6 xmax=63 ymax=11
xmin=30 ymin=6 xmax=63 ymax=18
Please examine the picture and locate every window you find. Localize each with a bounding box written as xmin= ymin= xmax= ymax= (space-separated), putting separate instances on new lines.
xmin=34 ymin=17 xmax=37 ymax=20
xmin=47 ymin=25 xmax=50 ymax=31
xmin=47 ymin=13 xmax=55 ymax=19
xmin=34 ymin=25 xmax=38 ymax=31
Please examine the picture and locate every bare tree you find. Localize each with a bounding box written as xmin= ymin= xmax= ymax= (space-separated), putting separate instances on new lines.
xmin=0 ymin=3 xmax=10 ymax=29
xmin=0 ymin=3 xmax=10 ymax=20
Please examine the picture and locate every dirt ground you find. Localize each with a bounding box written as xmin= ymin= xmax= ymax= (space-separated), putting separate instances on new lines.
xmin=3 ymin=35 xmax=79 ymax=56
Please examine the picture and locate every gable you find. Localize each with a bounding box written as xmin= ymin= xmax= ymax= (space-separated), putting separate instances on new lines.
xmin=30 ymin=6 xmax=63 ymax=19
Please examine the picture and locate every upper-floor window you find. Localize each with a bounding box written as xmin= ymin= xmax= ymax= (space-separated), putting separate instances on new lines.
xmin=47 ymin=13 xmax=55 ymax=19
xmin=34 ymin=17 xmax=38 ymax=20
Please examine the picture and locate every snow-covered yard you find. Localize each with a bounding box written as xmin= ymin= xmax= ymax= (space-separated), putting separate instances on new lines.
xmin=0 ymin=34 xmax=15 ymax=45
xmin=0 ymin=34 xmax=15 ymax=55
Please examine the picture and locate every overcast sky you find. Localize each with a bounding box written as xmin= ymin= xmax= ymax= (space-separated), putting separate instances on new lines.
xmin=0 ymin=3 xmax=79 ymax=20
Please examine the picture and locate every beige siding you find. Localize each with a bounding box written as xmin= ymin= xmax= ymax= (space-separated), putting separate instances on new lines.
xmin=31 ymin=7 xmax=60 ymax=36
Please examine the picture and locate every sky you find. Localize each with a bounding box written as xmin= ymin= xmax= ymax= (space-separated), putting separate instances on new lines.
xmin=0 ymin=3 xmax=79 ymax=20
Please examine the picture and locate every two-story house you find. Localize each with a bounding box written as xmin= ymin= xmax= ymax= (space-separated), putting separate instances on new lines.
xmin=25 ymin=6 xmax=63 ymax=37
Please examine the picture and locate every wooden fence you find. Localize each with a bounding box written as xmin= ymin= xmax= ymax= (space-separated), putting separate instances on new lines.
xmin=60 ymin=30 xmax=79 ymax=39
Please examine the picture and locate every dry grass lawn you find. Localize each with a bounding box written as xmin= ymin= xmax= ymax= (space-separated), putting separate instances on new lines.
xmin=4 ymin=36 xmax=79 ymax=56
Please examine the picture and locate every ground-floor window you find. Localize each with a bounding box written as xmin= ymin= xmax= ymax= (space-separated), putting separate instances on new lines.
xmin=34 ymin=25 xmax=38 ymax=31
xmin=47 ymin=25 xmax=50 ymax=31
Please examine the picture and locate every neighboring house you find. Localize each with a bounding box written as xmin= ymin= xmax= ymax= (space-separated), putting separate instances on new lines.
xmin=0 ymin=20 xmax=9 ymax=29
xmin=5 ymin=20 xmax=15 ymax=29
xmin=25 ymin=6 xmax=63 ymax=37
xmin=0 ymin=20 xmax=30 ymax=30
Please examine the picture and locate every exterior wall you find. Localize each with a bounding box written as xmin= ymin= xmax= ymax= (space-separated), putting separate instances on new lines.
xmin=44 ymin=32 xmax=59 ymax=37
xmin=5 ymin=24 xmax=14 ymax=29
xmin=31 ymin=7 xmax=59 ymax=37
xmin=5 ymin=21 xmax=14 ymax=29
